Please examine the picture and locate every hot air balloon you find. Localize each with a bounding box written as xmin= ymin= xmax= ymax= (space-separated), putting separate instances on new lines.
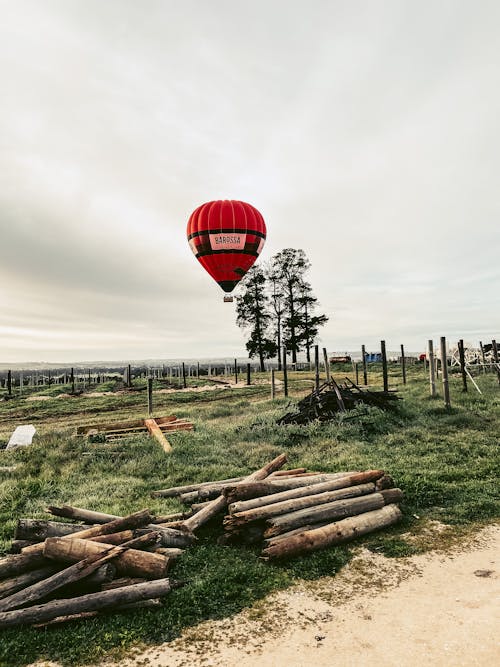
xmin=187 ymin=200 xmax=266 ymax=301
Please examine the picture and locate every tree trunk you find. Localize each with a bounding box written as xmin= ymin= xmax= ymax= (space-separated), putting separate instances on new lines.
xmin=0 ymin=578 xmax=177 ymax=629
xmin=227 ymin=470 xmax=380 ymax=512
xmin=0 ymin=553 xmax=51 ymax=580
xmin=0 ymin=566 xmax=61 ymax=600
xmin=15 ymin=520 xmax=90 ymax=542
xmin=224 ymin=483 xmax=376 ymax=532
xmin=22 ymin=509 xmax=153 ymax=556
xmin=263 ymin=492 xmax=387 ymax=538
xmin=261 ymin=505 xmax=403 ymax=560
xmin=44 ymin=508 xmax=193 ymax=548
xmin=43 ymin=537 xmax=171 ymax=579
xmin=182 ymin=453 xmax=287 ymax=533
xmin=150 ymin=478 xmax=244 ymax=499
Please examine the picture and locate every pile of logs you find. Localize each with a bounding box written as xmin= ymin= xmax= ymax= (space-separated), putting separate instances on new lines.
xmin=0 ymin=507 xmax=193 ymax=628
xmin=0 ymin=454 xmax=404 ymax=627
xmin=278 ymin=379 xmax=401 ymax=424
xmin=154 ymin=454 xmax=403 ymax=561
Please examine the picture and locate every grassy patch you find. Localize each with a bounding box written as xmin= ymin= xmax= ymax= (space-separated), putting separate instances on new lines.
xmin=0 ymin=365 xmax=498 ymax=665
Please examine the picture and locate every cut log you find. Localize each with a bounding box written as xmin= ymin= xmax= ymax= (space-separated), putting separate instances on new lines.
xmin=152 ymin=511 xmax=194 ymax=523
xmin=0 ymin=553 xmax=51 ymax=579
xmin=150 ymin=548 xmax=183 ymax=558
xmin=182 ymin=453 xmax=287 ymax=533
xmin=261 ymin=505 xmax=403 ymax=559
xmin=144 ymin=418 xmax=172 ymax=453
xmin=22 ymin=509 xmax=153 ymax=556
xmin=101 ymin=577 xmax=146 ymax=590
xmin=227 ymin=471 xmax=383 ymax=513
xmin=223 ymin=471 xmax=365 ymax=506
xmin=263 ymin=492 xmax=386 ymax=538
xmin=224 ymin=483 xmax=375 ymax=531
xmin=45 ymin=506 xmax=194 ymax=548
xmin=0 ymin=566 xmax=61 ymax=600
xmin=375 ymin=474 xmax=394 ymax=491
xmin=8 ymin=540 xmax=36 ymax=554
xmin=0 ymin=534 xmax=158 ymax=612
xmin=43 ymin=537 xmax=170 ymax=579
xmin=262 ymin=521 xmax=331 ymax=547
xmin=15 ymin=520 xmax=90 ymax=542
xmin=0 ymin=578 xmax=178 ymax=628
xmin=269 ymin=468 xmax=307 ymax=477
xmin=150 ymin=477 xmax=244 ymax=498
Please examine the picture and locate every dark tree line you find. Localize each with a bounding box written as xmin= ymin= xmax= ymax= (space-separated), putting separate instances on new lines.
xmin=236 ymin=249 xmax=328 ymax=371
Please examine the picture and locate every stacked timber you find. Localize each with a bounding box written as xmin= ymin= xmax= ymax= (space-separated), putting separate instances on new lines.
xmin=278 ymin=379 xmax=401 ymax=424
xmin=0 ymin=508 xmax=188 ymax=628
xmin=152 ymin=462 xmax=403 ymax=560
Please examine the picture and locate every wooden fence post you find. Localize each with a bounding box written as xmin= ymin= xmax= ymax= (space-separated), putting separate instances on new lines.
xmin=355 ymin=363 xmax=359 ymax=384
xmin=271 ymin=369 xmax=276 ymax=400
xmin=381 ymin=341 xmax=388 ymax=392
xmin=182 ymin=363 xmax=186 ymax=389
xmin=440 ymin=336 xmax=451 ymax=409
xmin=322 ymin=348 xmax=331 ymax=383
xmin=479 ymin=341 xmax=486 ymax=373
xmin=283 ymin=347 xmax=288 ymax=397
xmin=361 ymin=345 xmax=368 ymax=385
xmin=246 ymin=363 xmax=251 ymax=386
xmin=127 ymin=364 xmax=132 ymax=388
xmin=400 ymin=344 xmax=406 ymax=385
xmin=70 ymin=368 xmax=75 ymax=394
xmin=458 ymin=339 xmax=467 ymax=392
xmin=7 ymin=371 xmax=12 ymax=397
xmin=492 ymin=340 xmax=499 ymax=385
xmin=147 ymin=378 xmax=153 ymax=415
xmin=428 ymin=340 xmax=436 ymax=397
xmin=314 ymin=345 xmax=320 ymax=392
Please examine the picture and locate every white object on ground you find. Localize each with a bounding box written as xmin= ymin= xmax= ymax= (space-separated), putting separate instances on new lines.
xmin=6 ymin=425 xmax=37 ymax=449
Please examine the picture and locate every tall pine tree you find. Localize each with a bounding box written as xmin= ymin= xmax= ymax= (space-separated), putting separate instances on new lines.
xmin=235 ymin=265 xmax=276 ymax=371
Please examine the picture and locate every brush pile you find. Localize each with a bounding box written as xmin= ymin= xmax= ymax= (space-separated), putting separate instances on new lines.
xmin=278 ymin=379 xmax=401 ymax=424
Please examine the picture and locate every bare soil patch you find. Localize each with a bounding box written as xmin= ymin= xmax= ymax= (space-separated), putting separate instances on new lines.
xmin=120 ymin=524 xmax=500 ymax=667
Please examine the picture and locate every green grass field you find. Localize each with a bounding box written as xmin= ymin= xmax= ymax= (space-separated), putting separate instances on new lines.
xmin=0 ymin=364 xmax=498 ymax=666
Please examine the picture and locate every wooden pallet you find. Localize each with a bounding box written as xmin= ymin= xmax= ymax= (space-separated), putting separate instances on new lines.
xmin=76 ymin=416 xmax=194 ymax=453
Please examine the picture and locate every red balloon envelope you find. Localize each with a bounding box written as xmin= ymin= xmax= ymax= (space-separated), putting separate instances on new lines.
xmin=187 ymin=200 xmax=266 ymax=293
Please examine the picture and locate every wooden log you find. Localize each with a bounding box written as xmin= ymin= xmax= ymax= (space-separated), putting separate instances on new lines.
xmin=15 ymin=520 xmax=90 ymax=542
xmin=261 ymin=505 xmax=403 ymax=560
xmin=375 ymin=474 xmax=394 ymax=491
xmin=145 ymin=418 xmax=172 ymax=453
xmin=0 ymin=578 xmax=177 ymax=628
xmin=0 ymin=566 xmax=61 ymax=600
xmin=45 ymin=506 xmax=193 ymax=548
xmin=225 ymin=483 xmax=376 ymax=531
xmin=0 ymin=553 xmax=51 ymax=580
xmin=216 ymin=472 xmax=360 ymax=507
xmin=8 ymin=540 xmax=37 ymax=554
xmin=152 ymin=511 xmax=194 ymax=523
xmin=263 ymin=493 xmax=386 ymax=537
xmin=101 ymin=577 xmax=146 ymax=591
xmin=43 ymin=536 xmax=170 ymax=579
xmin=0 ymin=535 xmax=158 ymax=612
xmin=269 ymin=468 xmax=308 ymax=477
xmin=379 ymin=488 xmax=404 ymax=505
xmin=262 ymin=521 xmax=331 ymax=547
xmin=226 ymin=471 xmax=381 ymax=512
xmin=151 ymin=548 xmax=183 ymax=558
xmin=182 ymin=453 xmax=287 ymax=533
xmin=22 ymin=509 xmax=153 ymax=556
xmin=150 ymin=477 xmax=245 ymax=498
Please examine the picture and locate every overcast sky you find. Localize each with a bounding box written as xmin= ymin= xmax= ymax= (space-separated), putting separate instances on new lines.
xmin=1 ymin=0 xmax=498 ymax=363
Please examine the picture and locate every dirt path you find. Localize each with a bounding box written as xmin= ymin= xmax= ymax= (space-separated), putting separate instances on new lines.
xmin=123 ymin=524 xmax=500 ymax=667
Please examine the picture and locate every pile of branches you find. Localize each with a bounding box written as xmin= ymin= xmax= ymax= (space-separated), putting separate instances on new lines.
xmin=278 ymin=378 xmax=401 ymax=425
